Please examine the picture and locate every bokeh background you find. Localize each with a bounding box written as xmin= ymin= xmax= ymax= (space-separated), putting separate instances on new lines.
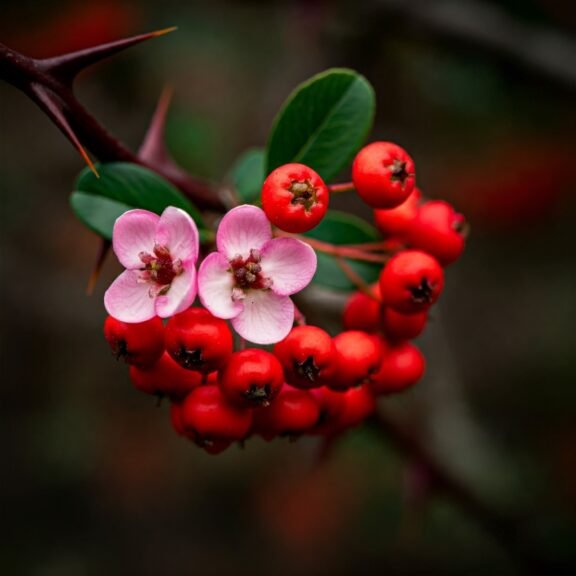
xmin=1 ymin=1 xmax=575 ymax=574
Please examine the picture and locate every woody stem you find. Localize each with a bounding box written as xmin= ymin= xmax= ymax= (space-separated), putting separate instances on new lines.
xmin=274 ymin=231 xmax=390 ymax=264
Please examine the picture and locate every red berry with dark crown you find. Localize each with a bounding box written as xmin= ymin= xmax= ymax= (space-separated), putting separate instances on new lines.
xmin=332 ymin=385 xmax=377 ymax=432
xmin=352 ymin=142 xmax=416 ymax=209
xmin=273 ymin=325 xmax=336 ymax=389
xmin=165 ymin=307 xmax=233 ymax=374
xmin=374 ymin=187 xmax=421 ymax=238
xmin=129 ymin=352 xmax=203 ymax=401
xmin=219 ymin=349 xmax=284 ymax=408
xmin=262 ymin=163 xmax=329 ymax=233
xmin=408 ymin=200 xmax=468 ymax=266
xmin=380 ymin=307 xmax=428 ymax=342
xmin=309 ymin=386 xmax=347 ymax=436
xmin=180 ymin=385 xmax=253 ymax=448
xmin=252 ymin=384 xmax=319 ymax=441
xmin=343 ymin=283 xmax=381 ymax=333
xmin=104 ymin=315 xmax=164 ymax=368
xmin=370 ymin=340 xmax=425 ymax=395
xmin=379 ymin=250 xmax=444 ymax=314
xmin=329 ymin=331 xmax=382 ymax=390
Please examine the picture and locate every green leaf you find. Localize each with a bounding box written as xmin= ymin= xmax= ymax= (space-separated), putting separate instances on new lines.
xmin=70 ymin=193 xmax=132 ymax=240
xmin=228 ymin=148 xmax=265 ymax=203
xmin=266 ymin=68 xmax=375 ymax=181
xmin=72 ymin=162 xmax=206 ymax=239
xmin=305 ymin=211 xmax=381 ymax=291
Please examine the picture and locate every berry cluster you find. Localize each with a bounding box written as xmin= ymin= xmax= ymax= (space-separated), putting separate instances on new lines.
xmin=104 ymin=140 xmax=467 ymax=454
xmin=104 ymin=312 xmax=376 ymax=454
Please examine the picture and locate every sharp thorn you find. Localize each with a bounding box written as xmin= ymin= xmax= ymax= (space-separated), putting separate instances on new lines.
xmin=30 ymin=83 xmax=98 ymax=174
xmin=138 ymin=85 xmax=174 ymax=164
xmin=150 ymin=26 xmax=179 ymax=37
xmin=37 ymin=27 xmax=179 ymax=84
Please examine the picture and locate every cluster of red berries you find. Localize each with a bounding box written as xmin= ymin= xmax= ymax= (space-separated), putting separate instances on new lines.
xmin=261 ymin=140 xmax=467 ymax=395
xmin=262 ymin=142 xmax=467 ymax=267
xmin=104 ymin=140 xmax=466 ymax=454
xmin=104 ymin=310 xmax=379 ymax=455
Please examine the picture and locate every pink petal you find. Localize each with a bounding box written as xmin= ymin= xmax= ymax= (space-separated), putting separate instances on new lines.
xmin=154 ymin=264 xmax=197 ymax=318
xmin=197 ymin=252 xmax=243 ymax=319
xmin=231 ymin=290 xmax=294 ymax=345
xmin=104 ymin=270 xmax=156 ymax=323
xmin=155 ymin=206 xmax=199 ymax=263
xmin=112 ymin=209 xmax=159 ymax=269
xmin=260 ymin=237 xmax=317 ymax=296
xmin=216 ymin=204 xmax=272 ymax=260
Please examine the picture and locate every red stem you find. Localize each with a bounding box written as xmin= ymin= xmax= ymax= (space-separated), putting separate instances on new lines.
xmin=275 ymin=230 xmax=389 ymax=264
xmin=328 ymin=182 xmax=355 ymax=193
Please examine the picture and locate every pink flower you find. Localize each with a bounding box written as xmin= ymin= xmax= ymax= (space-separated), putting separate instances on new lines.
xmin=104 ymin=207 xmax=199 ymax=323
xmin=198 ymin=205 xmax=317 ymax=344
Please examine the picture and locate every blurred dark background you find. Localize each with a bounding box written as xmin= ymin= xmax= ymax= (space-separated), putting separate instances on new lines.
xmin=1 ymin=1 xmax=575 ymax=574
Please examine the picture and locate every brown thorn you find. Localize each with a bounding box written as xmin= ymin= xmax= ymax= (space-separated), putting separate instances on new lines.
xmin=38 ymin=27 xmax=178 ymax=85
xmin=138 ymin=85 xmax=174 ymax=165
xmin=30 ymin=83 xmax=99 ymax=176
xmin=86 ymin=240 xmax=111 ymax=295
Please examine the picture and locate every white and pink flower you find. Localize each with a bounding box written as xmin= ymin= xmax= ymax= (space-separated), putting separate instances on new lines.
xmin=104 ymin=206 xmax=199 ymax=323
xmin=198 ymin=205 xmax=317 ymax=344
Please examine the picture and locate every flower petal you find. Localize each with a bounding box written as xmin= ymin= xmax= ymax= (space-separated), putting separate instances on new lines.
xmin=112 ymin=209 xmax=159 ymax=269
xmin=155 ymin=206 xmax=199 ymax=263
xmin=231 ymin=290 xmax=294 ymax=345
xmin=260 ymin=237 xmax=317 ymax=296
xmin=216 ymin=204 xmax=272 ymax=260
xmin=198 ymin=252 xmax=243 ymax=319
xmin=104 ymin=270 xmax=156 ymax=323
xmin=154 ymin=265 xmax=197 ymax=318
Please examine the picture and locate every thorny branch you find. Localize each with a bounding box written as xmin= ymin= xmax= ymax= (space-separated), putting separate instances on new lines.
xmin=0 ymin=30 xmax=225 ymax=211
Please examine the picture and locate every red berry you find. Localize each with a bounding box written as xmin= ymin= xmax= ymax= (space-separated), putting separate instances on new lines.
xmin=103 ymin=315 xmax=164 ymax=368
xmin=169 ymin=401 xmax=187 ymax=437
xmin=373 ymin=187 xmax=421 ymax=238
xmin=379 ymin=250 xmax=444 ymax=314
xmin=218 ymin=349 xmax=284 ymax=408
xmin=408 ymin=200 xmax=468 ymax=266
xmin=261 ymin=163 xmax=329 ymax=233
xmin=380 ymin=237 xmax=407 ymax=255
xmin=273 ymin=326 xmax=336 ymax=389
xmin=165 ymin=307 xmax=233 ymax=374
xmin=309 ymin=386 xmax=347 ymax=436
xmin=201 ymin=440 xmax=233 ymax=455
xmin=180 ymin=385 xmax=253 ymax=446
xmin=329 ymin=331 xmax=382 ymax=390
xmin=380 ymin=307 xmax=428 ymax=341
xmin=343 ymin=284 xmax=381 ymax=333
xmin=352 ymin=142 xmax=416 ymax=209
xmin=129 ymin=352 xmax=203 ymax=400
xmin=333 ymin=385 xmax=376 ymax=431
xmin=370 ymin=341 xmax=425 ymax=395
xmin=252 ymin=385 xmax=319 ymax=441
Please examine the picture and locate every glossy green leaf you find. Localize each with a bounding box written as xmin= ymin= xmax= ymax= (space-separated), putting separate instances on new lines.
xmin=266 ymin=68 xmax=375 ymax=180
xmin=306 ymin=210 xmax=381 ymax=291
xmin=70 ymin=193 xmax=132 ymax=240
xmin=72 ymin=162 xmax=205 ymax=239
xmin=228 ymin=148 xmax=265 ymax=203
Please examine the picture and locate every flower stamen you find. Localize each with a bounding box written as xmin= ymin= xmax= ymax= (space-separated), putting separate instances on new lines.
xmin=138 ymin=244 xmax=183 ymax=296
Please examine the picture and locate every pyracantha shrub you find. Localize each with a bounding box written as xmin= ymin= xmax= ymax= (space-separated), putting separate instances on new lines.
xmin=96 ymin=71 xmax=468 ymax=455
xmin=95 ymin=70 xmax=468 ymax=454
xmin=0 ymin=31 xmax=469 ymax=455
